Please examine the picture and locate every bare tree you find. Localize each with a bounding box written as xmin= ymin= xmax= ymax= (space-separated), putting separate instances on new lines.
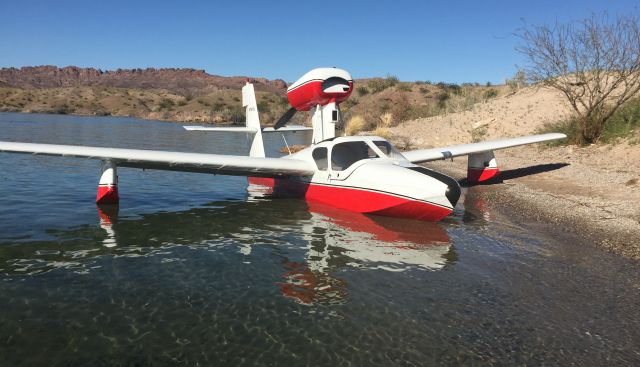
xmin=516 ymin=13 xmax=640 ymax=143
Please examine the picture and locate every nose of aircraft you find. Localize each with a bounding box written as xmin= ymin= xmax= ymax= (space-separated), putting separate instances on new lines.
xmin=407 ymin=167 xmax=461 ymax=207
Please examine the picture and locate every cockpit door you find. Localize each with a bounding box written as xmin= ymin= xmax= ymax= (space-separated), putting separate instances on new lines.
xmin=328 ymin=141 xmax=379 ymax=181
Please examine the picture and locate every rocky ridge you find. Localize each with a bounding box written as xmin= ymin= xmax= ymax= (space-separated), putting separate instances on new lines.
xmin=0 ymin=66 xmax=287 ymax=95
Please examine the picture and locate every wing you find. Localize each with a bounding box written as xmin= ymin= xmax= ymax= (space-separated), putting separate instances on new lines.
xmin=402 ymin=133 xmax=566 ymax=164
xmin=0 ymin=141 xmax=315 ymax=177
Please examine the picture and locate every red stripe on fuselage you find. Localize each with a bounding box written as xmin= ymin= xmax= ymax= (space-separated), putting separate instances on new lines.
xmin=247 ymin=177 xmax=452 ymax=222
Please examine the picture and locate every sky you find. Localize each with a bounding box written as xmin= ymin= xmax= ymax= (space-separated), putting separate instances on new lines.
xmin=0 ymin=0 xmax=637 ymax=84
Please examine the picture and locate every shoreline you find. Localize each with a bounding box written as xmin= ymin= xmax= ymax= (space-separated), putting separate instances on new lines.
xmin=424 ymin=144 xmax=640 ymax=260
xmin=0 ymin=109 xmax=207 ymax=124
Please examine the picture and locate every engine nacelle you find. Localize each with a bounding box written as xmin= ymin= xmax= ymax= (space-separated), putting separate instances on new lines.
xmin=287 ymin=68 xmax=353 ymax=111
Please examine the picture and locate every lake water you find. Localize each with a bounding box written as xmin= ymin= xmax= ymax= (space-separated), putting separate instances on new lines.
xmin=0 ymin=112 xmax=639 ymax=366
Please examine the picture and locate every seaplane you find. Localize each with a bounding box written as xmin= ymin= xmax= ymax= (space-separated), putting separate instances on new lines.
xmin=0 ymin=67 xmax=565 ymax=222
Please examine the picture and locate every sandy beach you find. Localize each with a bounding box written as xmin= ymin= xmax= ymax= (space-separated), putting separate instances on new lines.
xmin=391 ymin=86 xmax=640 ymax=259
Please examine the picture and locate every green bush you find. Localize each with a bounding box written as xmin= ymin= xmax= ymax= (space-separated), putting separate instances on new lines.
xmin=212 ymin=102 xmax=225 ymax=111
xmin=483 ymin=88 xmax=498 ymax=99
xmin=600 ymin=99 xmax=640 ymax=143
xmin=356 ymin=86 xmax=369 ymax=96
xmin=539 ymin=99 xmax=640 ymax=145
xmin=53 ymin=104 xmax=74 ymax=114
xmin=368 ymin=75 xmax=399 ymax=93
xmin=257 ymin=100 xmax=271 ymax=113
xmin=437 ymin=91 xmax=450 ymax=108
xmin=158 ymin=98 xmax=175 ymax=110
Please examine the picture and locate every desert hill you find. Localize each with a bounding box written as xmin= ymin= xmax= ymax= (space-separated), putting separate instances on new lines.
xmin=0 ymin=66 xmax=287 ymax=94
xmin=0 ymin=66 xmax=293 ymax=123
xmin=0 ymin=67 xmax=513 ymax=125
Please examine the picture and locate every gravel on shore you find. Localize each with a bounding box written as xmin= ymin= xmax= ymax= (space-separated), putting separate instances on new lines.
xmin=424 ymin=144 xmax=640 ymax=260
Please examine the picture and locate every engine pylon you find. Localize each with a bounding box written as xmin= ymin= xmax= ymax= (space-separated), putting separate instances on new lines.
xmin=96 ymin=160 xmax=119 ymax=204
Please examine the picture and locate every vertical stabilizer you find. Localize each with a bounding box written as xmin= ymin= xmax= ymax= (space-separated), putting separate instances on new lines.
xmin=242 ymin=82 xmax=265 ymax=157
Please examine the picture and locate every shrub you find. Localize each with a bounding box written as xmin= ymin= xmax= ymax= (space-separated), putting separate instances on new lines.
xmin=53 ymin=104 xmax=73 ymax=114
xmin=483 ymin=88 xmax=498 ymax=99
xmin=437 ymin=91 xmax=450 ymax=108
xmin=257 ymin=100 xmax=271 ymax=114
xmin=397 ymin=83 xmax=412 ymax=92
xmin=342 ymin=98 xmax=358 ymax=110
xmin=372 ymin=127 xmax=392 ymax=140
xmin=158 ymin=98 xmax=175 ymax=110
xmin=356 ymin=86 xmax=369 ymax=96
xmin=598 ymin=98 xmax=640 ymax=143
xmin=539 ymin=98 xmax=640 ymax=145
xmin=345 ymin=115 xmax=367 ymax=135
xmin=212 ymin=102 xmax=225 ymax=111
xmin=471 ymin=125 xmax=488 ymax=142
xmin=505 ymin=70 xmax=527 ymax=93
xmin=368 ymin=75 xmax=399 ymax=93
xmin=226 ymin=106 xmax=245 ymax=123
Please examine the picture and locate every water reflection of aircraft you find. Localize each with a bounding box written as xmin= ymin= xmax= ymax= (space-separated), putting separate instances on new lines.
xmin=97 ymin=205 xmax=118 ymax=248
xmin=0 ymin=68 xmax=565 ymax=222
xmin=91 ymin=201 xmax=452 ymax=305
xmin=277 ymin=203 xmax=453 ymax=305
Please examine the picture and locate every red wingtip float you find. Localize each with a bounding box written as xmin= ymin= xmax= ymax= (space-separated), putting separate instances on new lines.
xmin=467 ymin=150 xmax=500 ymax=184
xmin=96 ymin=161 xmax=119 ymax=204
xmin=0 ymin=67 xmax=566 ymax=222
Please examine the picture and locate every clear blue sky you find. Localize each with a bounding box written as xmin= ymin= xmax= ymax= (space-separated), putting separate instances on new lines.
xmin=0 ymin=0 xmax=637 ymax=84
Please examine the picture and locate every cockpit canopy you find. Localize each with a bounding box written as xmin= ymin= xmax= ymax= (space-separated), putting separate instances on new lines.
xmin=311 ymin=137 xmax=406 ymax=172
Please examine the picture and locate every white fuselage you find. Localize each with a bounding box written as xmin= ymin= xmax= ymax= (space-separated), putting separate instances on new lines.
xmin=252 ymin=136 xmax=461 ymax=222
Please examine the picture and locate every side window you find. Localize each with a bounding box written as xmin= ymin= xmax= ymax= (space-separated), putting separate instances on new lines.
xmin=373 ymin=141 xmax=390 ymax=155
xmin=331 ymin=141 xmax=378 ymax=171
xmin=312 ymin=147 xmax=328 ymax=170
xmin=373 ymin=141 xmax=404 ymax=159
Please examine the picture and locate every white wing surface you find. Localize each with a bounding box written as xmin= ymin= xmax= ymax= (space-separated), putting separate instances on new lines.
xmin=402 ymin=133 xmax=566 ymax=164
xmin=0 ymin=141 xmax=315 ymax=177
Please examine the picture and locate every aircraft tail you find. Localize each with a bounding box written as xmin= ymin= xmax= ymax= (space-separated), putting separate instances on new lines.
xmin=183 ymin=82 xmax=313 ymax=157
xmin=183 ymin=82 xmax=266 ymax=157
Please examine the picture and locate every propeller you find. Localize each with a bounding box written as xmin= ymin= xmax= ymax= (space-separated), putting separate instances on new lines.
xmin=273 ymin=107 xmax=297 ymax=130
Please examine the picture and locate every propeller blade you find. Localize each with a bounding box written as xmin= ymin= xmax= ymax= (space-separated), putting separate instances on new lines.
xmin=273 ymin=107 xmax=297 ymax=130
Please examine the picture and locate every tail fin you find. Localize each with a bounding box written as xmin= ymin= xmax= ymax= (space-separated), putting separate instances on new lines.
xmin=242 ymin=82 xmax=265 ymax=157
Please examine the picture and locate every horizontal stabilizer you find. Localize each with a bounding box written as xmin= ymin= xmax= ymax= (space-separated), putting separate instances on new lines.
xmin=183 ymin=126 xmax=257 ymax=132
xmin=403 ymin=133 xmax=566 ymax=164
xmin=183 ymin=125 xmax=312 ymax=133
xmin=262 ymin=125 xmax=313 ymax=132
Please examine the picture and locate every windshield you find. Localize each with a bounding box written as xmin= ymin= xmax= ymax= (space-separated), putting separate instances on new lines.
xmin=373 ymin=140 xmax=405 ymax=159
xmin=331 ymin=141 xmax=378 ymax=171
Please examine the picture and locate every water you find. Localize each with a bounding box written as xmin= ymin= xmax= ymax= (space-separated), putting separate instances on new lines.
xmin=0 ymin=112 xmax=639 ymax=366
